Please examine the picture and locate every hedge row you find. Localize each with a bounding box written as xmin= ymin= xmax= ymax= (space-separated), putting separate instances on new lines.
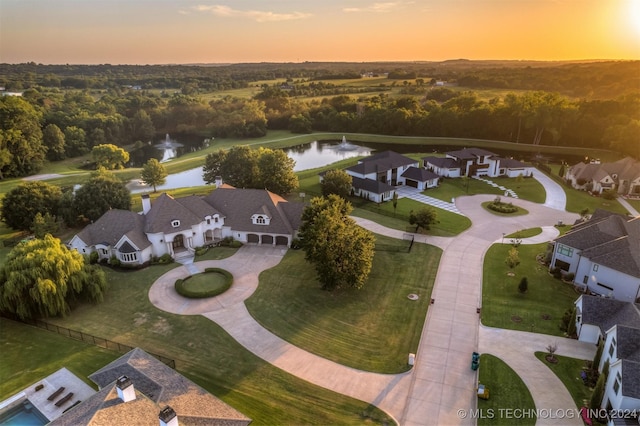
xmin=174 ymin=268 xmax=233 ymax=298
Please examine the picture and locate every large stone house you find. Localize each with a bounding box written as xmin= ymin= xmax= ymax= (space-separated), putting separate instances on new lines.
xmin=49 ymin=348 xmax=251 ymax=425
xmin=69 ymin=186 xmax=304 ymax=265
xmin=565 ymin=157 xmax=640 ymax=196
xmin=549 ymin=210 xmax=640 ymax=302
xmin=321 ymin=150 xmax=440 ymax=203
xmin=574 ymin=295 xmax=640 ymax=418
xmin=423 ymin=148 xmax=534 ymax=178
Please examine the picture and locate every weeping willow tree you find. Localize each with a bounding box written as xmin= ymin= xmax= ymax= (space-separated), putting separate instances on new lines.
xmin=0 ymin=234 xmax=108 ymax=320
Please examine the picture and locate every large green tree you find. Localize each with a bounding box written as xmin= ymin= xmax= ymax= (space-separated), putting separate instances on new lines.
xmin=140 ymin=158 xmax=167 ymax=192
xmin=91 ymin=143 xmax=130 ymax=170
xmin=43 ymin=123 xmax=66 ymax=161
xmin=409 ymin=207 xmax=438 ymax=232
xmin=0 ymin=234 xmax=108 ymax=320
xmin=202 ymin=149 xmax=227 ymax=184
xmin=0 ymin=96 xmax=46 ymax=177
xmin=219 ymin=145 xmax=259 ymax=188
xmin=298 ymin=195 xmax=375 ymax=291
xmin=0 ymin=181 xmax=62 ymax=231
xmin=321 ymin=169 xmax=353 ymax=199
xmin=74 ymin=168 xmax=131 ymax=222
xmin=256 ymin=147 xmax=298 ymax=195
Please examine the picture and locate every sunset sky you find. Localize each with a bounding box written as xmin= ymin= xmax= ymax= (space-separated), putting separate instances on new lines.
xmin=1 ymin=0 xmax=638 ymax=64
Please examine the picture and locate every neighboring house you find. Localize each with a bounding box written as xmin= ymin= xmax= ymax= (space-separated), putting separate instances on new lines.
xmin=69 ymin=186 xmax=304 ymax=265
xmin=549 ymin=209 xmax=640 ymax=302
xmin=49 ymin=348 xmax=251 ymax=426
xmin=423 ymin=148 xmax=534 ymax=178
xmin=565 ymin=157 xmax=640 ymax=196
xmin=321 ymin=150 xmax=440 ymax=203
xmin=574 ymin=295 xmax=640 ymax=419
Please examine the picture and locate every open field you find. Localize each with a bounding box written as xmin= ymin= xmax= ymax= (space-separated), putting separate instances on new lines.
xmin=4 ymin=251 xmax=393 ymax=425
xmin=246 ymin=234 xmax=441 ymax=373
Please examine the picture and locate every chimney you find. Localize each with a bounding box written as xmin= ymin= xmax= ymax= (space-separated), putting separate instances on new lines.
xmin=159 ymin=406 xmax=178 ymax=426
xmin=115 ymin=375 xmax=135 ymax=403
xmin=141 ymin=194 xmax=151 ymax=214
xmin=214 ymin=176 xmax=223 ymax=188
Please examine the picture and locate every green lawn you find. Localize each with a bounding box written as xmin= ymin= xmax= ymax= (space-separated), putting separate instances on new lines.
xmin=427 ymin=175 xmax=546 ymax=204
xmin=481 ymin=243 xmax=579 ymax=336
xmin=246 ymin=235 xmax=442 ymax=373
xmin=182 ymin=271 xmax=229 ymax=293
xmin=0 ymin=319 xmax=120 ymax=398
xmin=477 ymin=354 xmax=536 ymax=426
xmin=505 ymin=228 xmax=542 ymax=239
xmin=534 ymin=352 xmax=593 ymax=409
xmin=12 ymin=248 xmax=393 ymax=425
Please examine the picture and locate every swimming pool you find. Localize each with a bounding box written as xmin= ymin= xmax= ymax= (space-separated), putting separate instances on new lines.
xmin=0 ymin=401 xmax=48 ymax=426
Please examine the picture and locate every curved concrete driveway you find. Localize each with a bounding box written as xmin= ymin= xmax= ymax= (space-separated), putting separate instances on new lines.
xmin=532 ymin=169 xmax=567 ymax=211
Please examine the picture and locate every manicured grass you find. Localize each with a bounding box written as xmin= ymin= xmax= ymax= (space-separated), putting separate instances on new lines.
xmin=246 ymin=235 xmax=442 ymax=373
xmin=534 ymin=352 xmax=593 ymax=409
xmin=481 ymin=243 xmax=579 ymax=336
xmin=505 ymin=228 xmax=542 ymax=239
xmin=482 ymin=201 xmax=529 ymax=216
xmin=176 ymin=270 xmax=231 ymax=298
xmin=355 ymin=197 xmax=472 ymax=237
xmin=427 ymin=176 xmax=545 ymax=204
xmin=477 ymin=354 xmax=536 ymax=426
xmin=24 ymin=249 xmax=393 ymax=425
xmin=0 ymin=319 xmax=120 ymax=398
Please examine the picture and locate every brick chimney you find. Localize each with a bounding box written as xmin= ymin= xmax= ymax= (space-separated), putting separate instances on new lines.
xmin=115 ymin=375 xmax=135 ymax=403
xmin=142 ymin=194 xmax=151 ymax=214
xmin=159 ymin=406 xmax=178 ymax=426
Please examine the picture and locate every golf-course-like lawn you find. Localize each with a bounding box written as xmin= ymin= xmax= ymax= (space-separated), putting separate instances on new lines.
xmin=246 ymin=234 xmax=442 ymax=373
xmin=482 ymin=242 xmax=579 ymax=336
xmin=1 ymin=247 xmax=393 ymax=425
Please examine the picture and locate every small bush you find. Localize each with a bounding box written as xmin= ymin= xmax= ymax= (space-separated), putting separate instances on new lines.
xmin=153 ymin=253 xmax=173 ymax=264
xmin=564 ymin=272 xmax=575 ymax=282
xmin=89 ymin=251 xmax=99 ymax=264
xmin=195 ymin=246 xmax=208 ymax=256
xmin=601 ymin=189 xmax=617 ymax=200
xmin=109 ymin=255 xmax=121 ymax=267
xmin=290 ymin=238 xmax=302 ymax=250
xmin=551 ymin=267 xmax=562 ymax=279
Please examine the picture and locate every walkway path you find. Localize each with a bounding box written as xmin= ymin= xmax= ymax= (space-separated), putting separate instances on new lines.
xmin=617 ymin=197 xmax=640 ymax=217
xmin=395 ymin=186 xmax=464 ymax=216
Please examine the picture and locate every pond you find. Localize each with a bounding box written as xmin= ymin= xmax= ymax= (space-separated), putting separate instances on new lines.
xmin=128 ymin=137 xmax=373 ymax=193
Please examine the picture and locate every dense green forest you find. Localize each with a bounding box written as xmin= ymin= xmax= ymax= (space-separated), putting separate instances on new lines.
xmin=0 ymin=61 xmax=638 ymax=178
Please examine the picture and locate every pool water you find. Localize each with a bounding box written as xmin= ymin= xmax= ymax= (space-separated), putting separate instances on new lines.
xmin=0 ymin=402 xmax=48 ymax=426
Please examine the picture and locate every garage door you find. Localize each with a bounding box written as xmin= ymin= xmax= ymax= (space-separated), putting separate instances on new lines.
xmin=262 ymin=235 xmax=274 ymax=245
xmin=406 ymin=179 xmax=418 ymax=188
xmin=275 ymin=236 xmax=288 ymax=246
xmin=247 ymin=234 xmax=259 ymax=243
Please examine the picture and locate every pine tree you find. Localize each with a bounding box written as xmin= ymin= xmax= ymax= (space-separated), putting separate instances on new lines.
xmin=518 ymin=277 xmax=528 ymax=293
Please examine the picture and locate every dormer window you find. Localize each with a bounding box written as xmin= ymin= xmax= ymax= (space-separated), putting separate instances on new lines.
xmin=171 ymin=220 xmax=180 ymax=228
xmin=252 ymin=214 xmax=270 ymax=225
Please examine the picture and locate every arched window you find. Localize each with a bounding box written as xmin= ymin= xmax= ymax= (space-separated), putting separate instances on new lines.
xmin=256 ymin=216 xmax=265 ymax=224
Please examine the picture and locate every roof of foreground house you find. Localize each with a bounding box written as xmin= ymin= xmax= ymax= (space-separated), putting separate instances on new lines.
xmin=204 ymin=187 xmax=304 ymax=235
xmin=401 ymin=167 xmax=440 ymax=182
xmin=579 ymin=295 xmax=640 ymax=334
xmin=49 ymin=348 xmax=251 ymax=426
xmin=346 ymin=150 xmax=417 ymax=175
xmin=422 ymin=156 xmax=460 ymax=169
xmin=554 ymin=211 xmax=640 ymax=278
xmin=351 ymin=176 xmax=395 ymax=195
xmin=74 ymin=209 xmax=151 ymax=251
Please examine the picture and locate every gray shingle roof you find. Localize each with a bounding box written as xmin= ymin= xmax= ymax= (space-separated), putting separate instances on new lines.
xmin=621 ymin=359 xmax=640 ymax=400
xmin=580 ymin=295 xmax=640 ymax=334
xmin=401 ymin=166 xmax=439 ymax=181
xmin=346 ymin=151 xmax=417 ymax=175
xmin=497 ymin=158 xmax=530 ymax=169
xmin=74 ymin=209 xmax=150 ymax=250
xmin=422 ymin=156 xmax=460 ymax=169
xmin=446 ymin=148 xmax=495 ymax=160
xmin=144 ymin=193 xmax=204 ymax=234
xmin=351 ymin=176 xmax=395 ymax=194
xmin=555 ymin=214 xmax=640 ymax=278
xmin=204 ymin=188 xmax=302 ymax=235
xmin=50 ymin=348 xmax=250 ymax=426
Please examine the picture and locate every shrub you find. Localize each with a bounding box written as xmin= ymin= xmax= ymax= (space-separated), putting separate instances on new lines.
xmin=174 ymin=268 xmax=233 ymax=298
xmin=518 ymin=277 xmax=528 ymax=293
xmin=89 ymin=251 xmax=99 ymax=264
xmin=487 ymin=198 xmax=518 ymax=213
xmin=601 ymin=189 xmax=617 ymax=200
xmin=564 ymin=272 xmax=575 ymax=282
xmin=153 ymin=253 xmax=173 ymax=264
xmin=551 ymin=267 xmax=562 ymax=279
xmin=290 ymin=238 xmax=302 ymax=249
xmin=109 ymin=255 xmax=121 ymax=267
xmin=195 ymin=246 xmax=208 ymax=256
